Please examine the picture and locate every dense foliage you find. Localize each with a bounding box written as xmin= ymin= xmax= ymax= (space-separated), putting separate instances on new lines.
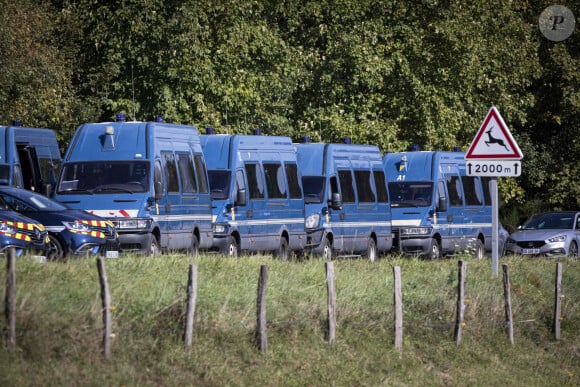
xmin=0 ymin=0 xmax=578 ymax=219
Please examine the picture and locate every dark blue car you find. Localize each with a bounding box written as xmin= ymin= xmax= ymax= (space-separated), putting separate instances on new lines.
xmin=0 ymin=200 xmax=48 ymax=257
xmin=0 ymin=186 xmax=119 ymax=260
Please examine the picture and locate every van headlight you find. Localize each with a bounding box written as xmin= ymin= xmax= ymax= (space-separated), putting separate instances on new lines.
xmin=213 ymin=223 xmax=228 ymax=234
xmin=116 ymin=218 xmax=151 ymax=229
xmin=305 ymin=214 xmax=320 ymax=229
xmin=400 ymin=227 xmax=431 ymax=236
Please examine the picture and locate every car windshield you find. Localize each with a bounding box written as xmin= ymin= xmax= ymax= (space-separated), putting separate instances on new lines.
xmin=302 ymin=176 xmax=325 ymax=204
xmin=388 ymin=182 xmax=433 ymax=207
xmin=57 ymin=161 xmax=150 ymax=194
xmin=207 ymin=170 xmax=231 ymax=200
xmin=522 ymin=213 xmax=575 ymax=230
xmin=0 ymin=189 xmax=67 ymax=212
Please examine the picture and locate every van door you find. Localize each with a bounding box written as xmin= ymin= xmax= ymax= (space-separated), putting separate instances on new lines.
xmin=16 ymin=144 xmax=42 ymax=192
xmin=243 ymin=162 xmax=265 ymax=251
xmin=159 ymin=152 xmax=182 ymax=249
xmin=335 ymin=169 xmax=357 ymax=253
xmin=443 ymin=165 xmax=466 ymax=254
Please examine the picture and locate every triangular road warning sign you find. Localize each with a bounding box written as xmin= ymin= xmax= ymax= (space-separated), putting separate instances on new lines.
xmin=465 ymin=106 xmax=523 ymax=160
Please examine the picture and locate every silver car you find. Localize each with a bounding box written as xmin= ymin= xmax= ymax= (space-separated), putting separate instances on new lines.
xmin=505 ymin=211 xmax=580 ymax=257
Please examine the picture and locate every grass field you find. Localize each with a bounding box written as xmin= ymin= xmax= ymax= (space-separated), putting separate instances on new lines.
xmin=1 ymin=253 xmax=578 ymax=386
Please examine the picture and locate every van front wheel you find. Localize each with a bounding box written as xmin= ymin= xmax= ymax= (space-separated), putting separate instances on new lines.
xmin=148 ymin=236 xmax=160 ymax=256
xmin=323 ymin=238 xmax=333 ymax=260
xmin=426 ymin=239 xmax=440 ymax=260
xmin=275 ymin=238 xmax=290 ymax=261
xmin=222 ymin=236 xmax=239 ymax=258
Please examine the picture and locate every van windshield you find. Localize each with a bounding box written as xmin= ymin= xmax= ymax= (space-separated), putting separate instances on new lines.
xmin=302 ymin=176 xmax=325 ymax=204
xmin=57 ymin=161 xmax=150 ymax=194
xmin=388 ymin=182 xmax=433 ymax=207
xmin=207 ymin=170 xmax=231 ymax=200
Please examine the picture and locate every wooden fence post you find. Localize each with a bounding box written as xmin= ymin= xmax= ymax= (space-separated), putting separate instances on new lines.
xmin=454 ymin=260 xmax=467 ymax=344
xmin=502 ymin=264 xmax=514 ymax=344
xmin=96 ymin=257 xmax=112 ymax=358
xmin=255 ymin=265 xmax=268 ymax=354
xmin=5 ymin=248 xmax=16 ymax=351
xmin=393 ymin=266 xmax=403 ymax=350
xmin=184 ymin=264 xmax=198 ymax=349
xmin=325 ymin=261 xmax=336 ymax=346
xmin=553 ymin=262 xmax=563 ymax=340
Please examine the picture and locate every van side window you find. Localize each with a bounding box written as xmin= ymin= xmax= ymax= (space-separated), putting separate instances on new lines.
xmin=481 ymin=176 xmax=492 ymax=205
xmin=13 ymin=165 xmax=23 ymax=188
xmin=445 ymin=174 xmax=463 ymax=206
xmin=194 ymin=154 xmax=209 ymax=193
xmin=162 ymin=151 xmax=179 ymax=193
xmin=354 ymin=170 xmax=375 ymax=203
xmin=245 ymin=163 xmax=264 ymax=199
xmin=285 ymin=163 xmax=302 ymax=199
xmin=373 ymin=170 xmax=389 ymax=203
xmin=461 ymin=176 xmax=483 ymax=206
xmin=338 ymin=170 xmax=355 ymax=203
xmin=177 ymin=153 xmax=197 ymax=193
xmin=264 ymin=162 xmax=286 ymax=199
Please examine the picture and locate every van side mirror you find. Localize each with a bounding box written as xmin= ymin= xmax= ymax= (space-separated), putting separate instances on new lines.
xmin=235 ymin=188 xmax=246 ymax=207
xmin=330 ymin=192 xmax=342 ymax=210
xmin=437 ymin=196 xmax=447 ymax=212
xmin=43 ymin=183 xmax=52 ymax=197
xmin=154 ymin=181 xmax=163 ymax=200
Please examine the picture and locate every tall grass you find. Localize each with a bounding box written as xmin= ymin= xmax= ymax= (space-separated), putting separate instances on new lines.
xmin=1 ymin=253 xmax=578 ymax=386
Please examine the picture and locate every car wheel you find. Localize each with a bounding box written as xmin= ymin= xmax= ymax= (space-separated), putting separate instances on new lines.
xmin=567 ymin=241 xmax=578 ymax=257
xmin=323 ymin=237 xmax=333 ymax=260
xmin=221 ymin=236 xmax=239 ymax=258
xmin=275 ymin=238 xmax=290 ymax=261
xmin=189 ymin=234 xmax=199 ymax=257
xmin=148 ymin=236 xmax=160 ymax=256
xmin=426 ymin=238 xmax=441 ymax=260
xmin=47 ymin=235 xmax=65 ymax=261
xmin=365 ymin=238 xmax=378 ymax=262
xmin=474 ymin=239 xmax=485 ymax=259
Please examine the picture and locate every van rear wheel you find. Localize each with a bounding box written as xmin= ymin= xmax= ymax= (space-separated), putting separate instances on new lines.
xmin=275 ymin=238 xmax=290 ymax=261
xmin=189 ymin=234 xmax=199 ymax=257
xmin=474 ymin=239 xmax=485 ymax=259
xmin=365 ymin=238 xmax=378 ymax=262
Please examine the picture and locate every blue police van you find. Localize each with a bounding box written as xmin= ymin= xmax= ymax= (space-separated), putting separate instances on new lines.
xmin=383 ymin=149 xmax=493 ymax=259
xmin=53 ymin=115 xmax=213 ymax=256
xmin=295 ymin=138 xmax=393 ymax=261
xmin=200 ymin=130 xmax=306 ymax=260
xmin=0 ymin=121 xmax=61 ymax=196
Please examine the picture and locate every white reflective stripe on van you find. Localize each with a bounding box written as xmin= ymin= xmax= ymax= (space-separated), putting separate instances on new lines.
xmin=153 ymin=214 xmax=213 ymax=222
xmin=323 ymin=221 xmax=392 ymax=228
xmin=229 ymin=218 xmax=304 ymax=226
xmin=433 ymin=223 xmax=492 ymax=229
